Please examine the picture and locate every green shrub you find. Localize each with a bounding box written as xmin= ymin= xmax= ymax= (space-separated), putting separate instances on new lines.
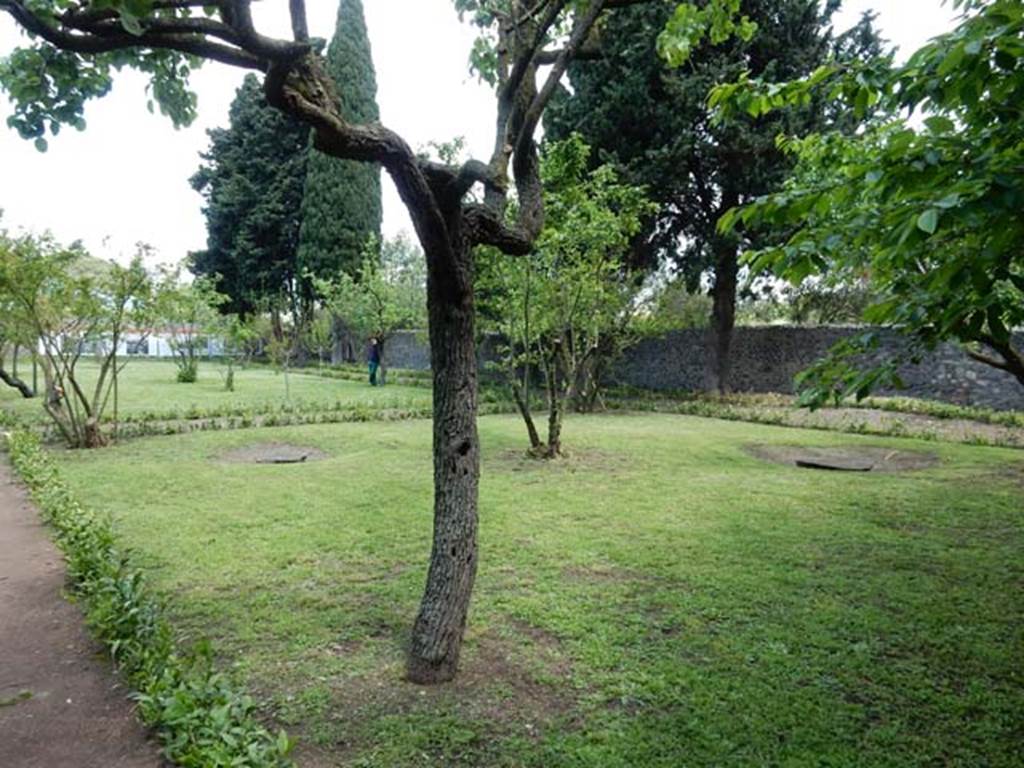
xmin=176 ymin=362 xmax=199 ymax=383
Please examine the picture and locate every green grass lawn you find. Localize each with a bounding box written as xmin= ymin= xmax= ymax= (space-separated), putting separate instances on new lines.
xmin=0 ymin=359 xmax=432 ymax=424
xmin=52 ymin=414 xmax=1024 ymax=767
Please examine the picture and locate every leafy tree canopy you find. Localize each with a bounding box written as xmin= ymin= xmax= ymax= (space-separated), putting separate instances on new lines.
xmin=0 ymin=229 xmax=154 ymax=446
xmin=716 ymin=0 xmax=1024 ymax=399
xmin=545 ymin=0 xmax=882 ymax=275
xmin=315 ymin=233 xmax=427 ymax=349
xmin=479 ymin=135 xmax=653 ymax=455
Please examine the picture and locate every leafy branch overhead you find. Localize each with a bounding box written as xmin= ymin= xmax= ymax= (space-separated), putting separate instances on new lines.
xmin=713 ymin=0 xmax=1024 ymax=401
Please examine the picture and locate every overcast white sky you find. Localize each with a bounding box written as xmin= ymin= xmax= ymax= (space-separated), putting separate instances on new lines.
xmin=0 ymin=1 xmax=960 ymax=267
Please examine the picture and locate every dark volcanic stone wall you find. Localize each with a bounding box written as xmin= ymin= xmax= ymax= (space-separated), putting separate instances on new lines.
xmin=383 ymin=328 xmax=1024 ymax=410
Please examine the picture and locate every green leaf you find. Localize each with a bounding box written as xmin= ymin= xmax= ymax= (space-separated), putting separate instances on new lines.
xmin=276 ymin=729 xmax=293 ymax=756
xmin=33 ymin=137 xmax=48 ymax=152
xmin=916 ymin=208 xmax=939 ymax=235
xmin=924 ymin=115 xmax=955 ymax=134
xmin=120 ymin=12 xmax=144 ymax=36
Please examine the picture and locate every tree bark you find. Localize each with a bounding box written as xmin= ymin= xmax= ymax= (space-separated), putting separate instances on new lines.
xmin=966 ymin=339 xmax=1024 ymax=388
xmin=406 ymin=228 xmax=480 ymax=685
xmin=82 ymin=417 xmax=107 ymax=449
xmin=710 ymin=187 xmax=742 ymax=395
xmin=0 ymin=343 xmax=35 ymax=398
xmin=0 ymin=364 xmax=35 ymax=398
xmin=511 ymin=380 xmax=543 ymax=450
xmin=711 ymin=242 xmax=738 ymax=395
xmin=544 ymin=349 xmax=563 ymax=458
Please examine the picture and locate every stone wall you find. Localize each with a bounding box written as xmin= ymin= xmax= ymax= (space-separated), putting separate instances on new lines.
xmin=383 ymin=330 xmax=504 ymax=375
xmin=383 ymin=327 xmax=1024 ymax=410
xmin=382 ymin=330 xmax=432 ymax=371
xmin=614 ymin=327 xmax=1024 ymax=410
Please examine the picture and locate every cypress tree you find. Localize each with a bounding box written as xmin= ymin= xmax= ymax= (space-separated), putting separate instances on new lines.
xmin=190 ymin=75 xmax=310 ymax=317
xmin=297 ymin=0 xmax=382 ymax=283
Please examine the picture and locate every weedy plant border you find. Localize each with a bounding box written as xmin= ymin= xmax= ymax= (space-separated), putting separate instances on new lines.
xmin=5 ymin=431 xmax=295 ymax=768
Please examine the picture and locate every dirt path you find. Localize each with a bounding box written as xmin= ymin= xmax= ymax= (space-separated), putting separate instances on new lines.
xmin=0 ymin=457 xmax=166 ymax=768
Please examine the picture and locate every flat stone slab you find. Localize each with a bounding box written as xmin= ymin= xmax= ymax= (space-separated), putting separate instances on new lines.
xmin=217 ymin=442 xmax=328 ymax=464
xmin=746 ymin=444 xmax=939 ymax=473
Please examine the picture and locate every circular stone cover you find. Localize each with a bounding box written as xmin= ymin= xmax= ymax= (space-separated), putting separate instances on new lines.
xmin=217 ymin=442 xmax=328 ymax=464
xmin=745 ymin=444 xmax=938 ymax=473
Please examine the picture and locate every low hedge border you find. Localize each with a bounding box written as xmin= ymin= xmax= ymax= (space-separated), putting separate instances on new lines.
xmin=21 ymin=401 xmax=520 ymax=444
xmin=5 ymin=431 xmax=294 ymax=768
xmin=607 ymin=397 xmax=1023 ymax=448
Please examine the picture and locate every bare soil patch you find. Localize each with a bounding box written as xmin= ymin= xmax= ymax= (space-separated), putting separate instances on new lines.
xmin=746 ymin=444 xmax=939 ymax=473
xmin=295 ymin=621 xmax=576 ymax=768
xmin=488 ymin=447 xmax=632 ymax=476
xmin=217 ymin=442 xmax=328 ymax=464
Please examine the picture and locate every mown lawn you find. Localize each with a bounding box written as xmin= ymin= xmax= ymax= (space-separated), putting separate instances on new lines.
xmin=54 ymin=414 xmax=1024 ymax=767
xmin=0 ymin=359 xmax=431 ymax=424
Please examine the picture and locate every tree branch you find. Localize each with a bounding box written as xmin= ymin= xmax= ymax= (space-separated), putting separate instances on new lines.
xmin=967 ymin=337 xmax=1024 ymax=385
xmin=72 ymin=16 xmax=246 ymax=49
xmin=535 ymin=44 xmax=603 ymax=65
xmin=502 ymin=0 xmax=567 ymax=104
xmin=0 ymin=0 xmax=267 ymax=69
xmin=464 ymin=204 xmax=533 ymax=255
xmin=61 ymin=0 xmax=217 ymax=25
xmin=289 ymin=0 xmax=309 ymax=42
xmin=265 ymin=56 xmax=458 ymax=275
xmin=421 ymin=158 xmax=503 ymax=205
xmin=518 ymin=0 xmax=607 ymax=156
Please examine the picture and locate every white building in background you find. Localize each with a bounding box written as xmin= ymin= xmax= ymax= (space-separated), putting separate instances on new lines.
xmin=120 ymin=328 xmax=225 ymax=358
xmin=38 ymin=328 xmax=224 ymax=359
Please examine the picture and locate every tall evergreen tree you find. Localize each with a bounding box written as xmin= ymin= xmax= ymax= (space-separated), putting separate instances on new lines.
xmin=297 ymin=0 xmax=382 ymax=283
xmin=545 ymin=0 xmax=883 ymax=391
xmin=190 ymin=75 xmax=309 ymax=317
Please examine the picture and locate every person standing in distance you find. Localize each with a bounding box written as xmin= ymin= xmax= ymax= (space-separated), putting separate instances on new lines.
xmin=367 ymin=336 xmax=381 ymax=386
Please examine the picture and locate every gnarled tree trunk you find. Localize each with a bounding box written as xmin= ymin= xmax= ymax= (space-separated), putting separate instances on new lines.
xmin=407 ymin=225 xmax=481 ymax=684
xmin=259 ymin=2 xmax=616 ymax=684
